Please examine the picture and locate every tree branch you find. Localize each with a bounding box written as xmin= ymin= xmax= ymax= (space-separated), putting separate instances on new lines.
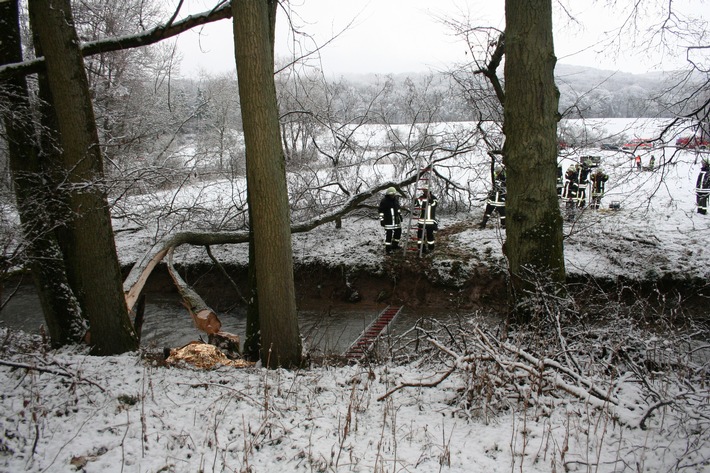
xmin=0 ymin=3 xmax=233 ymax=79
xmin=0 ymin=359 xmax=106 ymax=392
xmin=123 ymin=175 xmax=419 ymax=311
xmin=377 ymin=364 xmax=457 ymax=401
xmin=474 ymin=32 xmax=505 ymax=105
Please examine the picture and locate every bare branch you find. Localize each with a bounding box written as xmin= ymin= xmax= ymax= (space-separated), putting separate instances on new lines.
xmin=0 ymin=3 xmax=233 ymax=79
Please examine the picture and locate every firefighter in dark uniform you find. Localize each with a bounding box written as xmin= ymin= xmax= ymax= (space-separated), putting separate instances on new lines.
xmin=416 ymin=188 xmax=438 ymax=253
xmin=479 ymin=165 xmax=506 ymax=229
xmin=696 ymin=160 xmax=710 ymax=215
xmin=590 ymin=168 xmax=609 ymax=210
xmin=564 ymin=162 xmax=592 ymax=213
xmin=556 ymin=164 xmax=564 ymax=197
xmin=563 ymin=164 xmax=579 ymax=211
xmin=575 ymin=162 xmax=591 ymax=208
xmin=378 ymin=187 xmax=402 ymax=253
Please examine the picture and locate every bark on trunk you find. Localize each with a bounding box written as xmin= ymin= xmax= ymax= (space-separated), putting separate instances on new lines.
xmin=233 ymin=0 xmax=302 ymax=368
xmin=0 ymin=0 xmax=86 ymax=346
xmin=244 ymin=209 xmax=261 ymax=361
xmin=28 ymin=0 xmax=138 ymax=354
xmin=243 ymin=0 xmax=276 ymax=363
xmin=503 ymin=0 xmax=565 ymax=310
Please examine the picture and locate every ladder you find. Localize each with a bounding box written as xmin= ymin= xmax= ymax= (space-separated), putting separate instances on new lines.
xmin=343 ymin=305 xmax=403 ymax=361
xmin=403 ymin=164 xmax=433 ymax=255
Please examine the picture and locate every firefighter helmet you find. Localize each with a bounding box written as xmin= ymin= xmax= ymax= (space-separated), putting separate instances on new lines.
xmin=385 ymin=187 xmax=398 ymax=196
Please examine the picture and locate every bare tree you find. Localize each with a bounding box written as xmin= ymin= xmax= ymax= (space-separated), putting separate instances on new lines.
xmin=28 ymin=0 xmax=138 ymax=354
xmin=0 ymin=0 xmax=86 ymax=345
xmin=232 ymin=0 xmax=301 ymax=368
xmin=502 ymin=0 xmax=566 ymax=314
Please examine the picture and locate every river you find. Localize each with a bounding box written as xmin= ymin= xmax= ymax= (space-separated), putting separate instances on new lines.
xmin=0 ymin=285 xmax=443 ymax=355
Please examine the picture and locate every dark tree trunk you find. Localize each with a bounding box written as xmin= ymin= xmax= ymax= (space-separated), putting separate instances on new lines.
xmin=28 ymin=0 xmax=138 ymax=355
xmin=0 ymin=0 xmax=86 ymax=346
xmin=503 ymin=0 xmax=565 ymax=312
xmin=242 ymin=0 xmax=278 ymax=363
xmin=232 ymin=0 xmax=301 ymax=368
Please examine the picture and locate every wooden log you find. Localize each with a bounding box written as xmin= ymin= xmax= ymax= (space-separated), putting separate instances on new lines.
xmin=187 ymin=308 xmax=222 ymax=335
xmin=123 ymin=243 xmax=169 ymax=313
xmin=166 ymin=248 xmax=222 ymax=335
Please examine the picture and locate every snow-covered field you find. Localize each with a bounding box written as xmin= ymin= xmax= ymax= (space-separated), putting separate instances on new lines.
xmin=113 ymin=117 xmax=710 ymax=282
xmin=1 ymin=118 xmax=709 ymax=472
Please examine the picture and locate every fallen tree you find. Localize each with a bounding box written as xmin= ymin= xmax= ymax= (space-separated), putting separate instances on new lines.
xmin=122 ymin=177 xmax=418 ymax=334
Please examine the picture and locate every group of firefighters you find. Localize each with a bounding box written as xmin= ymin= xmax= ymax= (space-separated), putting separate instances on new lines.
xmin=560 ymin=158 xmax=609 ymax=214
xmin=378 ymin=185 xmax=437 ymax=254
xmin=377 ymin=157 xmax=710 ymax=254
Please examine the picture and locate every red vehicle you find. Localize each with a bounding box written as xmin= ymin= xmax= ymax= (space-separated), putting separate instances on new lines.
xmin=621 ymin=138 xmax=654 ymax=150
xmin=675 ymin=136 xmax=709 ymax=149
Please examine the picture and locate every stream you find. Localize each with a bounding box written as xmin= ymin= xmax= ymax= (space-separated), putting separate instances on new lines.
xmin=0 ymin=285 xmax=446 ymax=354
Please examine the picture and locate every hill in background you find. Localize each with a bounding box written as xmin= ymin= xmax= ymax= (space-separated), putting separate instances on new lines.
xmin=332 ymin=64 xmax=687 ymax=120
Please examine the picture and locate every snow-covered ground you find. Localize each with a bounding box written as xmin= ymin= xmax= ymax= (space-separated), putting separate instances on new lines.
xmin=1 ymin=314 xmax=708 ymax=472
xmin=1 ymin=119 xmax=709 ymax=472
xmin=113 ymin=118 xmax=710 ymax=282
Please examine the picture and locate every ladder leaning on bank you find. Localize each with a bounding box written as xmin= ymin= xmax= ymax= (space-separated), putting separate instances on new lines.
xmin=403 ymin=164 xmax=433 ymax=256
xmin=343 ymin=305 xmax=403 ymax=361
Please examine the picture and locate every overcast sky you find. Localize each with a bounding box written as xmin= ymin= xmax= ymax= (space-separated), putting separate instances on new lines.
xmin=174 ymin=0 xmax=707 ymax=77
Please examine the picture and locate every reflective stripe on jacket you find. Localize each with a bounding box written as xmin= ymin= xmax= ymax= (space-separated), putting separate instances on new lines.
xmin=417 ymin=194 xmax=438 ymax=224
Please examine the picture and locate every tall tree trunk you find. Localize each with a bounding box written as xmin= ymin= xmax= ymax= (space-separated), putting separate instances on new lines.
xmin=503 ymin=0 xmax=565 ymax=313
xmin=28 ymin=0 xmax=138 ymax=355
xmin=243 ymin=0 xmax=277 ymax=362
xmin=233 ymin=0 xmax=301 ymax=368
xmin=0 ymin=0 xmax=86 ymax=346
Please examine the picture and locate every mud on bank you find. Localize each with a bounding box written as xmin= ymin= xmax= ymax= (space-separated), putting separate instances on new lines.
xmin=137 ymin=256 xmax=708 ymax=324
xmin=139 ymin=255 xmax=510 ymax=314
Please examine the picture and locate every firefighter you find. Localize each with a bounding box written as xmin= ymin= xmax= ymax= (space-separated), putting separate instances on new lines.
xmin=563 ymin=164 xmax=579 ymax=211
xmin=479 ymin=165 xmax=506 ymax=229
xmin=696 ymin=160 xmax=710 ymax=215
xmin=576 ymin=162 xmax=591 ymax=208
xmin=416 ymin=188 xmax=438 ymax=253
xmin=590 ymin=168 xmax=609 ymax=210
xmin=378 ymin=187 xmax=402 ymax=253
xmin=556 ymin=164 xmax=564 ymax=197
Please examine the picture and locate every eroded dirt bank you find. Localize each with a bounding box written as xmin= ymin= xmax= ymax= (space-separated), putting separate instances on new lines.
xmin=139 ymin=256 xmax=509 ymax=313
xmin=137 ymin=257 xmax=708 ymax=321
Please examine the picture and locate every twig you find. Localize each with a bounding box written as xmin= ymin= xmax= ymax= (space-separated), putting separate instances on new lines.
xmin=120 ymin=410 xmax=130 ymax=473
xmin=0 ymin=276 xmax=23 ymax=312
xmin=0 ymin=359 xmax=106 ymax=392
xmin=377 ymin=364 xmax=456 ymax=401
xmin=476 ymin=327 xmax=615 ymax=404
xmin=141 ymin=368 xmax=147 ymax=458
xmin=638 ymin=400 xmax=674 ymax=430
xmin=204 ymin=245 xmax=248 ymax=304
xmin=175 ymin=382 xmax=267 ymax=411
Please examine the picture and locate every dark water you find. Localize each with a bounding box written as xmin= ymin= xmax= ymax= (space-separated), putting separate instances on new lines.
xmin=0 ymin=286 xmax=436 ymax=354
